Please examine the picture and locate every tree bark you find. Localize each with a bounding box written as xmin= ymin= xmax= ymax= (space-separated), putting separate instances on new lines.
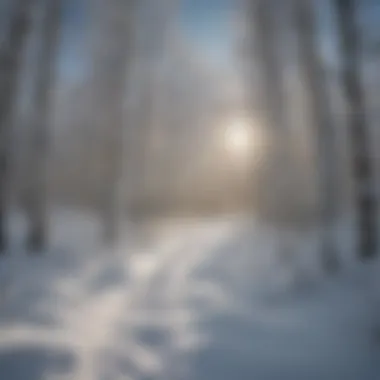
xmin=247 ymin=0 xmax=295 ymax=265
xmin=334 ymin=0 xmax=377 ymax=259
xmin=89 ymin=0 xmax=136 ymax=244
xmin=25 ymin=0 xmax=62 ymax=252
xmin=293 ymin=0 xmax=340 ymax=272
xmin=248 ymin=0 xmax=288 ymax=142
xmin=0 ymin=0 xmax=35 ymax=252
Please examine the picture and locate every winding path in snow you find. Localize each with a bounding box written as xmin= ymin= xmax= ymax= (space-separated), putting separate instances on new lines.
xmin=0 ymin=215 xmax=379 ymax=380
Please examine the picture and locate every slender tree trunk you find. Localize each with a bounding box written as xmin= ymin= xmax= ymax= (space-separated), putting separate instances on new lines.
xmin=334 ymin=0 xmax=377 ymax=259
xmin=132 ymin=63 xmax=155 ymax=220
xmin=25 ymin=0 xmax=62 ymax=252
xmin=292 ymin=0 xmax=339 ymax=272
xmin=247 ymin=0 xmax=293 ymax=264
xmin=0 ymin=0 xmax=35 ymax=252
xmin=89 ymin=0 xmax=136 ymax=244
xmin=248 ymin=0 xmax=288 ymax=142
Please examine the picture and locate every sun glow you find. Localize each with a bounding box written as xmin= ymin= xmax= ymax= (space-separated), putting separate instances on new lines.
xmin=224 ymin=118 xmax=253 ymax=156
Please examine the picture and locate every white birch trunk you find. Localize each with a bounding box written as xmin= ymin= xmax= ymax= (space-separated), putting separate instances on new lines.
xmin=292 ymin=0 xmax=340 ymax=273
xmin=0 ymin=0 xmax=35 ymax=252
xmin=89 ymin=0 xmax=136 ymax=244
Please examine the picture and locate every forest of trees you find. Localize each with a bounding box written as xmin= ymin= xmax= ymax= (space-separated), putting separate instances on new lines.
xmin=0 ymin=0 xmax=379 ymax=270
xmin=243 ymin=0 xmax=379 ymax=270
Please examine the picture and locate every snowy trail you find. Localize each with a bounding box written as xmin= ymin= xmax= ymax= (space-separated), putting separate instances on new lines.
xmin=0 ymin=214 xmax=379 ymax=379
xmin=95 ymin=220 xmax=239 ymax=380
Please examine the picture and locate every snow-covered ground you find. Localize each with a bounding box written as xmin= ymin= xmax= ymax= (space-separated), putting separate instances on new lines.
xmin=0 ymin=210 xmax=379 ymax=380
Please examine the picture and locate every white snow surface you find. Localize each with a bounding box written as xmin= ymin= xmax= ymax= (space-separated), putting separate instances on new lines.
xmin=0 ymin=209 xmax=379 ymax=380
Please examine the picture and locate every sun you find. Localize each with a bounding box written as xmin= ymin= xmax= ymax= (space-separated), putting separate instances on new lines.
xmin=224 ymin=118 xmax=252 ymax=155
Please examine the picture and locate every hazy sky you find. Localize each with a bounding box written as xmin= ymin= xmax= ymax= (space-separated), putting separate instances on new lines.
xmin=180 ymin=0 xmax=237 ymax=61
xmin=58 ymin=0 xmax=380 ymax=92
xmin=59 ymin=0 xmax=236 ymax=82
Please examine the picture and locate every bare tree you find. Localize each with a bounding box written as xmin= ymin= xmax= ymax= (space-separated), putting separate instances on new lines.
xmin=0 ymin=0 xmax=35 ymax=252
xmin=89 ymin=0 xmax=136 ymax=244
xmin=334 ymin=0 xmax=377 ymax=259
xmin=24 ymin=0 xmax=62 ymax=252
xmin=292 ymin=0 xmax=340 ymax=272
xmin=247 ymin=0 xmax=289 ymax=147
xmin=246 ymin=0 xmax=296 ymax=264
xmin=126 ymin=57 xmax=156 ymax=220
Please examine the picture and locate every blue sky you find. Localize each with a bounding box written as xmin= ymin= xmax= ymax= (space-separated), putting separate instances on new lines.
xmin=59 ymin=0 xmax=380 ymax=84
xmin=180 ymin=0 xmax=235 ymax=58
xmin=181 ymin=0 xmax=240 ymax=80
xmin=59 ymin=0 xmax=234 ymax=82
xmin=58 ymin=0 xmax=86 ymax=81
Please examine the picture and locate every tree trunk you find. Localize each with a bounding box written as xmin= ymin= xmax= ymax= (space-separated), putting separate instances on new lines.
xmin=25 ymin=0 xmax=62 ymax=252
xmin=247 ymin=0 xmax=294 ymax=264
xmin=292 ymin=0 xmax=340 ymax=273
xmin=248 ymin=0 xmax=288 ymax=142
xmin=130 ymin=62 xmax=155 ymax=220
xmin=0 ymin=0 xmax=35 ymax=252
xmin=89 ymin=0 xmax=136 ymax=244
xmin=334 ymin=0 xmax=377 ymax=259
